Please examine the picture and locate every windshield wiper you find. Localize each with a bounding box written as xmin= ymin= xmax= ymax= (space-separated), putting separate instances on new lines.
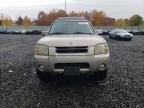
xmin=72 ymin=32 xmax=93 ymax=35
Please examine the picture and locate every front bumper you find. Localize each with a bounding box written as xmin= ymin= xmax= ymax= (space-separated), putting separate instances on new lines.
xmin=120 ymin=35 xmax=133 ymax=39
xmin=35 ymin=54 xmax=109 ymax=74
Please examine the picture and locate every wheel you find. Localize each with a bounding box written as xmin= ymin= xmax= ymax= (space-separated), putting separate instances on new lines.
xmin=36 ymin=69 xmax=50 ymax=81
xmin=128 ymin=38 xmax=132 ymax=41
xmin=94 ymin=69 xmax=108 ymax=81
xmin=116 ymin=35 xmax=120 ymax=40
xmin=118 ymin=36 xmax=121 ymax=40
xmin=109 ymin=35 xmax=112 ymax=39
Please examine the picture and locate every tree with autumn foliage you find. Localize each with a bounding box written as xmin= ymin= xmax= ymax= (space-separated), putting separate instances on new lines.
xmin=105 ymin=17 xmax=115 ymax=26
xmin=2 ymin=17 xmax=13 ymax=28
xmin=91 ymin=10 xmax=107 ymax=26
xmin=127 ymin=15 xmax=143 ymax=26
xmin=115 ymin=19 xmax=126 ymax=26
xmin=22 ymin=16 xmax=31 ymax=27
xmin=16 ymin=16 xmax=23 ymax=25
xmin=142 ymin=21 xmax=144 ymax=26
xmin=0 ymin=13 xmax=4 ymax=25
xmin=69 ymin=11 xmax=91 ymax=21
xmin=35 ymin=9 xmax=143 ymax=27
xmin=36 ymin=9 xmax=109 ymax=26
xmin=36 ymin=9 xmax=67 ymax=26
xmin=0 ymin=20 xmax=2 ymax=25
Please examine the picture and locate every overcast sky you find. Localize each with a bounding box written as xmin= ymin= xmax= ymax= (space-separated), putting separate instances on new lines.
xmin=0 ymin=0 xmax=144 ymax=20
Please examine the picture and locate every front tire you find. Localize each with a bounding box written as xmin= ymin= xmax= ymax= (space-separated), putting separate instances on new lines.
xmin=127 ymin=38 xmax=132 ymax=41
xmin=94 ymin=69 xmax=108 ymax=81
xmin=116 ymin=35 xmax=121 ymax=40
xmin=109 ymin=35 xmax=112 ymax=39
xmin=36 ymin=69 xmax=50 ymax=81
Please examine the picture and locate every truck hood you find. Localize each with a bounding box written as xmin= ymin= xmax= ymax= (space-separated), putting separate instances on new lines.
xmin=37 ymin=34 xmax=106 ymax=47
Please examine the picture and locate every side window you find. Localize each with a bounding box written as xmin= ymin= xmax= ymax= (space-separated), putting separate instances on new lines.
xmin=111 ymin=31 xmax=116 ymax=34
xmin=114 ymin=30 xmax=117 ymax=33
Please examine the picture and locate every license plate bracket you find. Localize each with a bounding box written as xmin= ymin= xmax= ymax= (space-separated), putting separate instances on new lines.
xmin=64 ymin=67 xmax=80 ymax=76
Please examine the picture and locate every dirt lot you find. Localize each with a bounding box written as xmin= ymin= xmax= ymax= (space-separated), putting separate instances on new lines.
xmin=1 ymin=34 xmax=144 ymax=108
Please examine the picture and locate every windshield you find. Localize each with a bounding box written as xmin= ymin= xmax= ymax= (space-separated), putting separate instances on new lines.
xmin=49 ymin=21 xmax=95 ymax=35
xmin=116 ymin=29 xmax=128 ymax=33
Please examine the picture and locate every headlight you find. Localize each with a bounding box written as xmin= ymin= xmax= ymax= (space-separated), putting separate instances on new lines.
xmin=94 ymin=43 xmax=109 ymax=55
xmin=35 ymin=44 xmax=49 ymax=56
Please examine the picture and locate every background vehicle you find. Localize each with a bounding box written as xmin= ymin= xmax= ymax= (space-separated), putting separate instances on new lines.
xmin=21 ymin=29 xmax=27 ymax=34
xmin=95 ymin=29 xmax=109 ymax=35
xmin=0 ymin=28 xmax=11 ymax=34
xmin=30 ymin=29 xmax=42 ymax=35
xmin=42 ymin=29 xmax=49 ymax=36
xmin=109 ymin=29 xmax=133 ymax=41
xmin=35 ymin=17 xmax=109 ymax=81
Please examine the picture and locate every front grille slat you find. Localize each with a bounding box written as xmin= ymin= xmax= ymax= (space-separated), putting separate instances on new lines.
xmin=56 ymin=46 xmax=88 ymax=53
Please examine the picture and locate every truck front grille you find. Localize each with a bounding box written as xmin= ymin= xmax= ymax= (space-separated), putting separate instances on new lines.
xmin=55 ymin=46 xmax=88 ymax=53
xmin=55 ymin=63 xmax=90 ymax=69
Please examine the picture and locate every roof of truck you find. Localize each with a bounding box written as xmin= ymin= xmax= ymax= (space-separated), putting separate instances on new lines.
xmin=56 ymin=17 xmax=87 ymax=22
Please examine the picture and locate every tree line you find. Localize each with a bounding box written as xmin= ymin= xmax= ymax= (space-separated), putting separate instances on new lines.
xmin=0 ymin=9 xmax=144 ymax=28
xmin=0 ymin=15 xmax=32 ymax=28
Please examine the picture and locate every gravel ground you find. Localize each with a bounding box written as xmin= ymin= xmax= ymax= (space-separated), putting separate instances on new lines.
xmin=0 ymin=34 xmax=144 ymax=108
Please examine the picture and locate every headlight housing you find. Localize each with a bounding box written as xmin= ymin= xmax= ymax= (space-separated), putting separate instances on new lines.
xmin=94 ymin=43 xmax=109 ymax=55
xmin=35 ymin=44 xmax=49 ymax=56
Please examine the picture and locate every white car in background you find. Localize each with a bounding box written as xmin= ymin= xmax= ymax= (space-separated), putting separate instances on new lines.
xmin=109 ymin=29 xmax=133 ymax=41
xmin=21 ymin=29 xmax=27 ymax=34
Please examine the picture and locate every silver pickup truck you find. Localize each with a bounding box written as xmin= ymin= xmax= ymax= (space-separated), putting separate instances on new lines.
xmin=35 ymin=17 xmax=109 ymax=81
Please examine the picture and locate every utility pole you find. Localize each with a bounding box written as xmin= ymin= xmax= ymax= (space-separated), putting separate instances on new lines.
xmin=65 ymin=0 xmax=67 ymax=12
